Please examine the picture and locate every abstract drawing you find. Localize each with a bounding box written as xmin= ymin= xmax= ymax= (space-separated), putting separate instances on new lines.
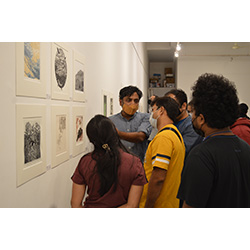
xmin=76 ymin=116 xmax=83 ymax=142
xmin=24 ymin=119 xmax=41 ymax=164
xmin=55 ymin=47 xmax=67 ymax=89
xmin=75 ymin=69 xmax=84 ymax=92
xmin=110 ymin=97 xmax=113 ymax=115
xmin=56 ymin=115 xmax=67 ymax=155
xmin=103 ymin=95 xmax=107 ymax=117
xmin=24 ymin=42 xmax=40 ymax=80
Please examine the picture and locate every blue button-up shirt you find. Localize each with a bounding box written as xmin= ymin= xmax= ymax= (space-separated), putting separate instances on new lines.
xmin=109 ymin=112 xmax=152 ymax=163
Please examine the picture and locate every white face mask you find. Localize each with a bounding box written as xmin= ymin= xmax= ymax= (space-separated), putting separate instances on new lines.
xmin=149 ymin=109 xmax=160 ymax=128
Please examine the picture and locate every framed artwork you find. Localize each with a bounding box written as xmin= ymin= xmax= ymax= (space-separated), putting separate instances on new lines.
xmin=16 ymin=42 xmax=46 ymax=98
xmin=102 ymin=90 xmax=114 ymax=117
xmin=73 ymin=50 xmax=85 ymax=102
xmin=102 ymin=90 xmax=109 ymax=117
xmin=72 ymin=106 xmax=86 ymax=156
xmin=51 ymin=42 xmax=70 ymax=100
xmin=51 ymin=106 xmax=69 ymax=168
xmin=16 ymin=104 xmax=46 ymax=186
xmin=109 ymin=93 xmax=114 ymax=116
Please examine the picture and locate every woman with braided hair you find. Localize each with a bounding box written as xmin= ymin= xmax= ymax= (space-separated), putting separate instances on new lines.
xmin=71 ymin=114 xmax=147 ymax=208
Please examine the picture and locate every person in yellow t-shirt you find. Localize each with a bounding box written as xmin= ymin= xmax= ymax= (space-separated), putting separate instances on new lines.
xmin=139 ymin=97 xmax=185 ymax=208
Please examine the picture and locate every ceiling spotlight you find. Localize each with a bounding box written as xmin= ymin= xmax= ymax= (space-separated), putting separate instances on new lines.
xmin=176 ymin=42 xmax=181 ymax=51
xmin=174 ymin=51 xmax=179 ymax=57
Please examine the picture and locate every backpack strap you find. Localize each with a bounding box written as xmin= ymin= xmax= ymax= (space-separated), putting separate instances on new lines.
xmin=158 ymin=127 xmax=182 ymax=143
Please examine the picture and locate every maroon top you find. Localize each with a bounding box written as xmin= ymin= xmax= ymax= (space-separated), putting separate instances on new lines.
xmin=71 ymin=150 xmax=147 ymax=208
xmin=231 ymin=117 xmax=250 ymax=146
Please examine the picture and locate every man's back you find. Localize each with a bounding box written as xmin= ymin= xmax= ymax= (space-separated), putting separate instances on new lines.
xmin=178 ymin=135 xmax=250 ymax=207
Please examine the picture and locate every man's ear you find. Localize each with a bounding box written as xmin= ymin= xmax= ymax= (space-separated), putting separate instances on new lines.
xmin=199 ymin=113 xmax=206 ymax=125
xmin=181 ymin=102 xmax=187 ymax=111
xmin=119 ymin=99 xmax=123 ymax=107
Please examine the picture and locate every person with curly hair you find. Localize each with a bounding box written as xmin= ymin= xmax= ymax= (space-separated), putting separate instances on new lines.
xmin=177 ymin=73 xmax=250 ymax=208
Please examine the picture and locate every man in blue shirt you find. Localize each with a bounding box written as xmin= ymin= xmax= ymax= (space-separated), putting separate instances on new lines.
xmin=165 ymin=89 xmax=203 ymax=159
xmin=109 ymin=86 xmax=152 ymax=163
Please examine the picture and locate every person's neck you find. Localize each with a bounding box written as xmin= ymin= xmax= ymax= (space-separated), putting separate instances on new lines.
xmin=204 ymin=126 xmax=233 ymax=138
xmin=157 ymin=117 xmax=173 ymax=131
xmin=121 ymin=110 xmax=133 ymax=120
xmin=177 ymin=110 xmax=188 ymax=122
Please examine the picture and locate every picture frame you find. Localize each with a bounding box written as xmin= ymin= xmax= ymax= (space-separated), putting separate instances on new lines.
xmin=16 ymin=42 xmax=46 ymax=98
xmin=102 ymin=90 xmax=114 ymax=117
xmin=51 ymin=42 xmax=71 ymax=101
xmin=102 ymin=90 xmax=109 ymax=117
xmin=73 ymin=50 xmax=85 ymax=102
xmin=72 ymin=106 xmax=86 ymax=157
xmin=16 ymin=104 xmax=46 ymax=186
xmin=51 ymin=105 xmax=70 ymax=168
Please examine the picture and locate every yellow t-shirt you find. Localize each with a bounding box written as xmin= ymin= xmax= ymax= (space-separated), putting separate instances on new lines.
xmin=139 ymin=124 xmax=185 ymax=208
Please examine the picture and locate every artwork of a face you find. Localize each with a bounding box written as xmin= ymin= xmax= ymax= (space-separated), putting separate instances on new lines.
xmin=56 ymin=115 xmax=67 ymax=154
xmin=24 ymin=42 xmax=40 ymax=80
xmin=24 ymin=119 xmax=41 ymax=164
xmin=55 ymin=47 xmax=67 ymax=89
xmin=76 ymin=116 xmax=83 ymax=142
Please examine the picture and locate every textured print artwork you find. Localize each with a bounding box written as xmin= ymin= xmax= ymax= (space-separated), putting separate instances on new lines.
xmin=103 ymin=95 xmax=107 ymax=117
xmin=56 ymin=115 xmax=67 ymax=155
xmin=75 ymin=59 xmax=84 ymax=92
xmin=110 ymin=98 xmax=113 ymax=115
xmin=75 ymin=70 xmax=84 ymax=92
xmin=55 ymin=47 xmax=67 ymax=89
xmin=24 ymin=120 xmax=41 ymax=164
xmin=76 ymin=116 xmax=83 ymax=142
xmin=24 ymin=42 xmax=40 ymax=80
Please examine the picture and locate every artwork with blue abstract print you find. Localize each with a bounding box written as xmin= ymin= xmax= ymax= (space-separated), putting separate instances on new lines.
xmin=24 ymin=42 xmax=40 ymax=80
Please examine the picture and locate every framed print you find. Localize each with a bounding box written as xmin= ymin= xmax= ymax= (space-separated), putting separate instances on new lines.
xmin=16 ymin=42 xmax=46 ymax=98
xmin=51 ymin=106 xmax=70 ymax=168
xmin=51 ymin=43 xmax=70 ymax=100
xmin=109 ymin=93 xmax=114 ymax=116
xmin=102 ymin=90 xmax=114 ymax=117
xmin=16 ymin=104 xmax=46 ymax=186
xmin=72 ymin=106 xmax=86 ymax=157
xmin=102 ymin=90 xmax=109 ymax=117
xmin=73 ymin=50 xmax=85 ymax=102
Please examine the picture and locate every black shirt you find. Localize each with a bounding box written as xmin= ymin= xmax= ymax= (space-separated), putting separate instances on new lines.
xmin=177 ymin=135 xmax=250 ymax=208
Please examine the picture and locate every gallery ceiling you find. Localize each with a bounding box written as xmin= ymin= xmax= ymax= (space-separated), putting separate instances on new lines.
xmin=146 ymin=42 xmax=250 ymax=63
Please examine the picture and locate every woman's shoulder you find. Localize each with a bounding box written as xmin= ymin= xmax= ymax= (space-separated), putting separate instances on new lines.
xmin=119 ymin=150 xmax=142 ymax=167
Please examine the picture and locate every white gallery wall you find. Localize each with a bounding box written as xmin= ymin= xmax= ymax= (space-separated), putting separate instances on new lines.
xmin=0 ymin=42 xmax=148 ymax=208
xmin=177 ymin=50 xmax=250 ymax=119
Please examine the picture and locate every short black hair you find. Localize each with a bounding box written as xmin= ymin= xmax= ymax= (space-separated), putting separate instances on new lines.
xmin=165 ymin=89 xmax=187 ymax=107
xmin=119 ymin=85 xmax=142 ymax=100
xmin=239 ymin=103 xmax=249 ymax=117
xmin=191 ymin=73 xmax=239 ymax=128
xmin=151 ymin=96 xmax=180 ymax=123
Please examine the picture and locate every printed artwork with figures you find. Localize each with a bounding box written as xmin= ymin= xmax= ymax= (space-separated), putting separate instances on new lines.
xmin=75 ymin=60 xmax=84 ymax=92
xmin=55 ymin=47 xmax=67 ymax=89
xmin=24 ymin=42 xmax=40 ymax=80
xmin=24 ymin=119 xmax=41 ymax=164
xmin=76 ymin=116 xmax=83 ymax=143
xmin=56 ymin=115 xmax=67 ymax=155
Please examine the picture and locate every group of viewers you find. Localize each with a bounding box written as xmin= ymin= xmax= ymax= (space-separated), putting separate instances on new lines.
xmin=71 ymin=73 xmax=250 ymax=208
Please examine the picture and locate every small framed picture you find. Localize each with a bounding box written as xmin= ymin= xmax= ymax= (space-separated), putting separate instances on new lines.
xmin=73 ymin=50 xmax=85 ymax=102
xmin=51 ymin=42 xmax=71 ymax=101
xmin=16 ymin=42 xmax=47 ymax=98
xmin=16 ymin=104 xmax=46 ymax=186
xmin=51 ymin=105 xmax=70 ymax=168
xmin=72 ymin=106 xmax=86 ymax=156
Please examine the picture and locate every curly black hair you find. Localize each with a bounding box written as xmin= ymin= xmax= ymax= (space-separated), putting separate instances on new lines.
xmin=191 ymin=73 xmax=239 ymax=129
